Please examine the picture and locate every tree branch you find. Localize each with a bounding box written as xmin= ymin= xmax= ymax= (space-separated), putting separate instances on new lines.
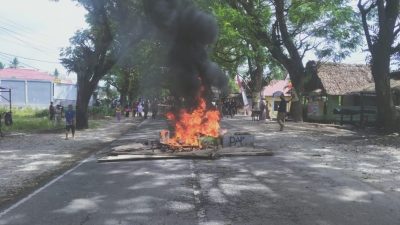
xmin=391 ymin=43 xmax=400 ymax=54
xmin=393 ymin=23 xmax=400 ymax=37
xmin=273 ymin=0 xmax=302 ymax=62
xmin=290 ymin=23 xmax=305 ymax=37
xmin=296 ymin=33 xmax=312 ymax=50
xmin=357 ymin=0 xmax=375 ymax=52
xmin=215 ymin=50 xmax=244 ymax=63
xmin=300 ymin=44 xmax=312 ymax=60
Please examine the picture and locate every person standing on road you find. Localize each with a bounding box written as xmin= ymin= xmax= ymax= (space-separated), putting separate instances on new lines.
xmin=115 ymin=105 xmax=122 ymax=122
xmin=124 ymin=105 xmax=130 ymax=118
xmin=265 ymin=101 xmax=271 ymax=121
xmin=49 ymin=102 xmax=55 ymax=123
xmin=151 ymin=99 xmax=158 ymax=119
xmin=228 ymin=100 xmax=234 ymax=118
xmin=277 ymin=94 xmax=287 ymax=131
xmin=55 ymin=104 xmax=63 ymax=126
xmin=259 ymin=99 xmax=266 ymax=121
xmin=232 ymin=100 xmax=237 ymax=116
xmin=65 ymin=104 xmax=76 ymax=140
xmin=143 ymin=100 xmax=150 ymax=119
xmin=137 ymin=101 xmax=143 ymax=117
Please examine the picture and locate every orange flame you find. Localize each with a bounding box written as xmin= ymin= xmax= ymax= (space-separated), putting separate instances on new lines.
xmin=165 ymin=97 xmax=220 ymax=148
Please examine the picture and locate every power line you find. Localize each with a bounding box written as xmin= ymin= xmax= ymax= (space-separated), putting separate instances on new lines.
xmin=0 ymin=51 xmax=59 ymax=64
xmin=0 ymin=37 xmax=53 ymax=57
xmin=0 ymin=16 xmax=62 ymax=55
xmin=0 ymin=15 xmax=36 ymax=32
xmin=0 ymin=56 xmax=38 ymax=70
xmin=0 ymin=26 xmax=58 ymax=51
xmin=0 ymin=15 xmax=55 ymax=41
xmin=0 ymin=27 xmax=55 ymax=54
xmin=0 ymin=54 xmax=41 ymax=70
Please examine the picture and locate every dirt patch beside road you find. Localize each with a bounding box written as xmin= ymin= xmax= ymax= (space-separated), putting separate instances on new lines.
xmin=0 ymin=118 xmax=141 ymax=208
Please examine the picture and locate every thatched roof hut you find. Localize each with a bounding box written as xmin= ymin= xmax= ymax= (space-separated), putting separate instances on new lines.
xmin=305 ymin=61 xmax=374 ymax=95
xmin=357 ymin=79 xmax=400 ymax=93
xmin=391 ymin=71 xmax=400 ymax=80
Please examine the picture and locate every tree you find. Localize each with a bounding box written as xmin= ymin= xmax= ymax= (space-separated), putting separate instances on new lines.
xmin=133 ymin=40 xmax=168 ymax=99
xmin=9 ymin=57 xmax=19 ymax=68
xmin=102 ymin=38 xmax=168 ymax=107
xmin=358 ymin=0 xmax=400 ymax=131
xmin=204 ymin=2 xmax=250 ymax=75
xmin=61 ymin=0 xmax=146 ymax=129
xmin=201 ymin=1 xmax=284 ymax=103
xmin=53 ymin=68 xmax=60 ymax=77
xmin=0 ymin=61 xmax=4 ymax=69
xmin=246 ymin=41 xmax=268 ymax=103
xmin=103 ymin=67 xmax=136 ymax=106
xmin=220 ymin=0 xmax=362 ymax=121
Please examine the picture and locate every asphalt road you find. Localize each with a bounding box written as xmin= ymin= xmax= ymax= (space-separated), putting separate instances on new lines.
xmin=1 ymin=119 xmax=400 ymax=225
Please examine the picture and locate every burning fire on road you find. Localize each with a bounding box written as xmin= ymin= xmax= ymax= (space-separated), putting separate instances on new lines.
xmin=161 ymin=91 xmax=220 ymax=149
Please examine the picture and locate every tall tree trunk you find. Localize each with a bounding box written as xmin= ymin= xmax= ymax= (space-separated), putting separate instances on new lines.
xmin=358 ymin=0 xmax=399 ymax=131
xmin=288 ymin=83 xmax=304 ymax=122
xmin=371 ymin=47 xmax=396 ymax=130
xmin=287 ymin=64 xmax=306 ymax=122
xmin=75 ymin=73 xmax=98 ymax=129
xmin=274 ymin=0 xmax=306 ymax=122
xmin=247 ymin=42 xmax=264 ymax=110
xmin=76 ymin=84 xmax=92 ymax=129
xmin=251 ymin=67 xmax=263 ymax=109
xmin=119 ymin=69 xmax=131 ymax=107
xmin=119 ymin=93 xmax=127 ymax=107
xmin=373 ymin=69 xmax=395 ymax=130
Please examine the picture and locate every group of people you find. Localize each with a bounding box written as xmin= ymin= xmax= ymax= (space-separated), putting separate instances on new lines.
xmin=49 ymin=102 xmax=75 ymax=140
xmin=49 ymin=102 xmax=65 ymax=125
xmin=48 ymin=92 xmax=289 ymax=141
xmin=115 ymin=99 xmax=159 ymax=122
xmin=220 ymin=99 xmax=238 ymax=118
xmin=218 ymin=96 xmax=287 ymax=132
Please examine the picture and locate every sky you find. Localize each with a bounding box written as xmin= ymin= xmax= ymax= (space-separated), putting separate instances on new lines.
xmin=0 ymin=0 xmax=369 ymax=82
xmin=0 ymin=0 xmax=87 ymax=80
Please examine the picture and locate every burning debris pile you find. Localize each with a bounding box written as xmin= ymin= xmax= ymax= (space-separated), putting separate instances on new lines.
xmin=144 ymin=0 xmax=228 ymax=150
xmin=160 ymin=94 xmax=221 ymax=150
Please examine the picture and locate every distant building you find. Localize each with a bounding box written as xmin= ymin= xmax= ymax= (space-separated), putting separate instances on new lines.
xmin=304 ymin=62 xmax=376 ymax=124
xmin=354 ymin=77 xmax=400 ymax=116
xmin=53 ymin=77 xmax=77 ymax=107
xmin=0 ymin=68 xmax=77 ymax=108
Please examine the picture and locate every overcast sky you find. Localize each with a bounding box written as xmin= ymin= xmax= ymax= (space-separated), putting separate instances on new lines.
xmin=0 ymin=0 xmax=368 ymax=80
xmin=0 ymin=0 xmax=87 ymax=79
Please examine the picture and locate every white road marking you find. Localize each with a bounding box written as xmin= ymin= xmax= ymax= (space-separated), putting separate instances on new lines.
xmin=0 ymin=156 xmax=93 ymax=218
xmin=190 ymin=160 xmax=207 ymax=224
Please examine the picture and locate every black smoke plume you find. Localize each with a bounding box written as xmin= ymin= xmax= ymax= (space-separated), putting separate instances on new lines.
xmin=144 ymin=0 xmax=227 ymax=110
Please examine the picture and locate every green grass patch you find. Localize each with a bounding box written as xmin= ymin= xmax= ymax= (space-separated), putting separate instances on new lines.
xmin=2 ymin=117 xmax=64 ymax=133
xmin=89 ymin=106 xmax=115 ymax=119
xmin=88 ymin=120 xmax=103 ymax=129
xmin=1 ymin=107 xmax=110 ymax=133
xmin=0 ymin=107 xmax=60 ymax=133
xmin=0 ymin=107 xmax=48 ymax=118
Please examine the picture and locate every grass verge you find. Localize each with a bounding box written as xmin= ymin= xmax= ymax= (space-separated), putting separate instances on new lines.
xmin=1 ymin=107 xmax=107 ymax=133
